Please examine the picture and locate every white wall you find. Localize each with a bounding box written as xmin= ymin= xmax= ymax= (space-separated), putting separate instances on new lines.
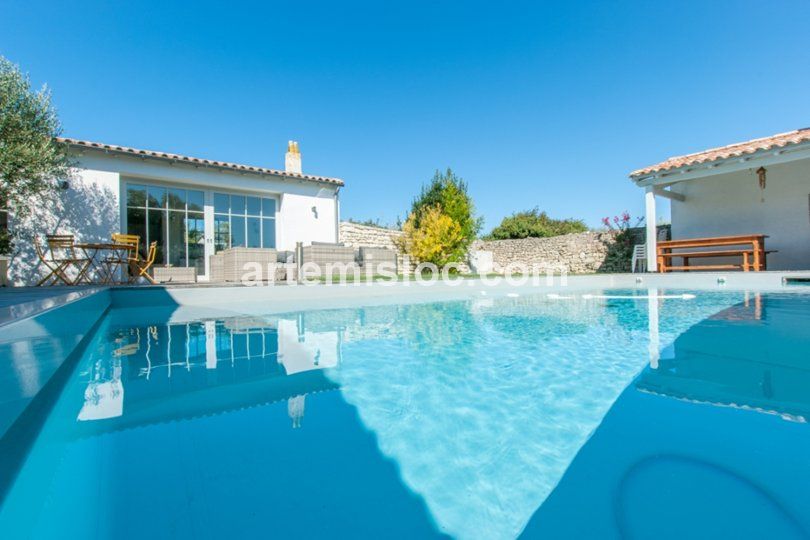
xmin=276 ymin=318 xmax=340 ymax=375
xmin=278 ymin=191 xmax=338 ymax=251
xmin=10 ymin=168 xmax=121 ymax=285
xmin=671 ymin=158 xmax=810 ymax=270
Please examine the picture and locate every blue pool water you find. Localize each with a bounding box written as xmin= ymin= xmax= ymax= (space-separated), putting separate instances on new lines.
xmin=1 ymin=289 xmax=810 ymax=539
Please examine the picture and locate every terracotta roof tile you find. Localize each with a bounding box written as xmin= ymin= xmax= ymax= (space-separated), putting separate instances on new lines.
xmin=57 ymin=137 xmax=344 ymax=186
xmin=630 ymin=128 xmax=810 ymax=178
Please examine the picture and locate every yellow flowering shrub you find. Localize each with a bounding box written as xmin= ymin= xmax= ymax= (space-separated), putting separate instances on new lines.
xmin=400 ymin=205 xmax=463 ymax=267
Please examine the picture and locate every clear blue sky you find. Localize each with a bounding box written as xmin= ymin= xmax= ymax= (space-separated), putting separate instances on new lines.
xmin=4 ymin=1 xmax=810 ymax=231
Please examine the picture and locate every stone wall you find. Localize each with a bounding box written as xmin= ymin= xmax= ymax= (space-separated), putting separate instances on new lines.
xmin=339 ymin=221 xmax=404 ymax=250
xmin=340 ymin=221 xmax=635 ymax=275
xmin=472 ymin=230 xmax=627 ymax=274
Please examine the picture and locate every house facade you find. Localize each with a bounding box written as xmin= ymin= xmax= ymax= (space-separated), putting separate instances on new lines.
xmin=630 ymin=128 xmax=810 ymax=271
xmin=10 ymin=139 xmax=343 ymax=284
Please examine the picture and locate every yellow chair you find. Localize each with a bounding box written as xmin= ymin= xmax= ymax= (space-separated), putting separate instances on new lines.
xmin=129 ymin=241 xmax=158 ymax=284
xmin=112 ymin=234 xmax=141 ymax=259
xmin=110 ymin=233 xmax=141 ymax=283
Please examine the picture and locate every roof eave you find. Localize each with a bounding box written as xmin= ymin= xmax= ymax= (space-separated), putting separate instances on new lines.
xmin=630 ymin=140 xmax=810 ymax=187
xmin=58 ymin=138 xmax=345 ymax=187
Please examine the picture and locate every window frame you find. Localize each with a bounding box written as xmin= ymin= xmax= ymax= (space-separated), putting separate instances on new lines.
xmin=122 ymin=179 xmax=280 ymax=270
xmin=212 ymin=191 xmax=277 ymax=251
xmin=124 ymin=180 xmax=206 ymax=268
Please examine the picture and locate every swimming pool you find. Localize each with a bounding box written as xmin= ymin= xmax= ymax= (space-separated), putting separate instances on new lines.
xmin=1 ymin=287 xmax=809 ymax=539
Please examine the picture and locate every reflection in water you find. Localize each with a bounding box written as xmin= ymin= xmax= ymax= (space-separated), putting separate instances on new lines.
xmin=520 ymin=292 xmax=810 ymax=539
xmin=76 ymin=314 xmax=343 ymax=430
xmin=288 ymin=394 xmax=306 ymax=428
xmin=639 ymin=293 xmax=810 ymax=422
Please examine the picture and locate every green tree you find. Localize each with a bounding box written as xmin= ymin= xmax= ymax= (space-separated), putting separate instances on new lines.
xmin=0 ymin=56 xmax=72 ymax=223
xmin=486 ymin=208 xmax=587 ymax=240
xmin=399 ymin=205 xmax=464 ymax=267
xmin=407 ymin=168 xmax=481 ymax=262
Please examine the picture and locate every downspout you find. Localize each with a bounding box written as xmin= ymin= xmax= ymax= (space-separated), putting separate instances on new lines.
xmin=334 ymin=186 xmax=341 ymax=244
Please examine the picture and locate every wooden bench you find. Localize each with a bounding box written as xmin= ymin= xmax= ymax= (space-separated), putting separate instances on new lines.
xmin=657 ymin=234 xmax=773 ymax=272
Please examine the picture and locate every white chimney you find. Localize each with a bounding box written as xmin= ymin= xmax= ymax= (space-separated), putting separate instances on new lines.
xmin=285 ymin=140 xmax=302 ymax=174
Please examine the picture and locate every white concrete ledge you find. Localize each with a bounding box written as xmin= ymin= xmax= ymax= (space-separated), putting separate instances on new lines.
xmin=0 ymin=287 xmax=107 ymax=328
xmin=106 ymin=271 xmax=810 ymax=322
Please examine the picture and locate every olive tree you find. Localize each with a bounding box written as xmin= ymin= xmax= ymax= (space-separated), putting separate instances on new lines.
xmin=0 ymin=56 xmax=72 ymax=252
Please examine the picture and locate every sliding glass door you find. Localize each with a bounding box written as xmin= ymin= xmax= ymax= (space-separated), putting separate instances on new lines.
xmin=124 ymin=181 xmax=278 ymax=280
xmin=126 ymin=183 xmax=206 ymax=276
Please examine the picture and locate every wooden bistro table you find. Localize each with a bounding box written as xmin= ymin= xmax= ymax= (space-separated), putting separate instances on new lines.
xmin=74 ymin=242 xmax=137 ymax=284
xmin=656 ymin=234 xmax=771 ymax=272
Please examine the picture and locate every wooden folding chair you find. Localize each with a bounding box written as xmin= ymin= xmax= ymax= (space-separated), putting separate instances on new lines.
xmin=129 ymin=241 xmax=157 ymax=284
xmin=34 ymin=236 xmax=70 ymax=286
xmin=46 ymin=234 xmax=88 ymax=284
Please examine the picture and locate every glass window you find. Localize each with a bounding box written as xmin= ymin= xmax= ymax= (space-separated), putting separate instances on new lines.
xmin=168 ymin=188 xmax=186 ymax=210
xmin=246 ymin=197 xmax=261 ymax=216
xmin=214 ymin=193 xmax=229 ymax=214
xmin=147 ymin=186 xmax=167 ymax=208
xmin=126 ymin=208 xmax=146 ymax=253
xmin=127 ymin=183 xmax=209 ymax=274
xmin=168 ymin=211 xmax=187 ymax=266
xmin=214 ymin=215 xmax=230 ymax=252
xmin=262 ymin=218 xmax=276 ymax=249
xmin=147 ymin=208 xmax=166 ymax=263
xmin=187 ymin=190 xmax=204 ymax=212
xmin=262 ymin=198 xmax=276 ymax=217
xmin=231 ymin=216 xmax=246 ymax=247
xmin=230 ymin=195 xmax=246 ymax=216
xmin=247 ymin=217 xmax=261 ymax=248
xmin=187 ymin=212 xmax=205 ymax=272
xmin=127 ymin=184 xmax=147 ymax=208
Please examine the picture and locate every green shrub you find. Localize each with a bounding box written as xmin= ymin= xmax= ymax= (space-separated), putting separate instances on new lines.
xmin=486 ymin=208 xmax=587 ymax=240
xmin=410 ymin=169 xmax=481 ymax=244
xmin=402 ymin=168 xmax=481 ymax=263
xmin=399 ymin=205 xmax=463 ymax=267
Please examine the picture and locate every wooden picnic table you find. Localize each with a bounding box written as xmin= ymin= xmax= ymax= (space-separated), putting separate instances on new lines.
xmin=74 ymin=242 xmax=137 ymax=284
xmin=656 ymin=234 xmax=772 ymax=272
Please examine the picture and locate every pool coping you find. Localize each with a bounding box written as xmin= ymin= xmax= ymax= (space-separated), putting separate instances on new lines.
xmin=0 ymin=301 xmax=111 ymax=506
xmin=2 ymin=271 xmax=810 ymax=327
xmin=0 ymin=287 xmax=107 ymax=328
xmin=103 ymin=270 xmax=810 ymax=312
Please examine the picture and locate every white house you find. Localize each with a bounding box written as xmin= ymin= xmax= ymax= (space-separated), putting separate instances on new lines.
xmin=11 ymin=138 xmax=343 ymax=284
xmin=630 ymin=128 xmax=810 ymax=271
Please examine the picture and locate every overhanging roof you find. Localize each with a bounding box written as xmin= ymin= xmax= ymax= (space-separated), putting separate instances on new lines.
xmin=58 ymin=137 xmax=345 ymax=187
xmin=629 ymin=128 xmax=810 ymax=181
